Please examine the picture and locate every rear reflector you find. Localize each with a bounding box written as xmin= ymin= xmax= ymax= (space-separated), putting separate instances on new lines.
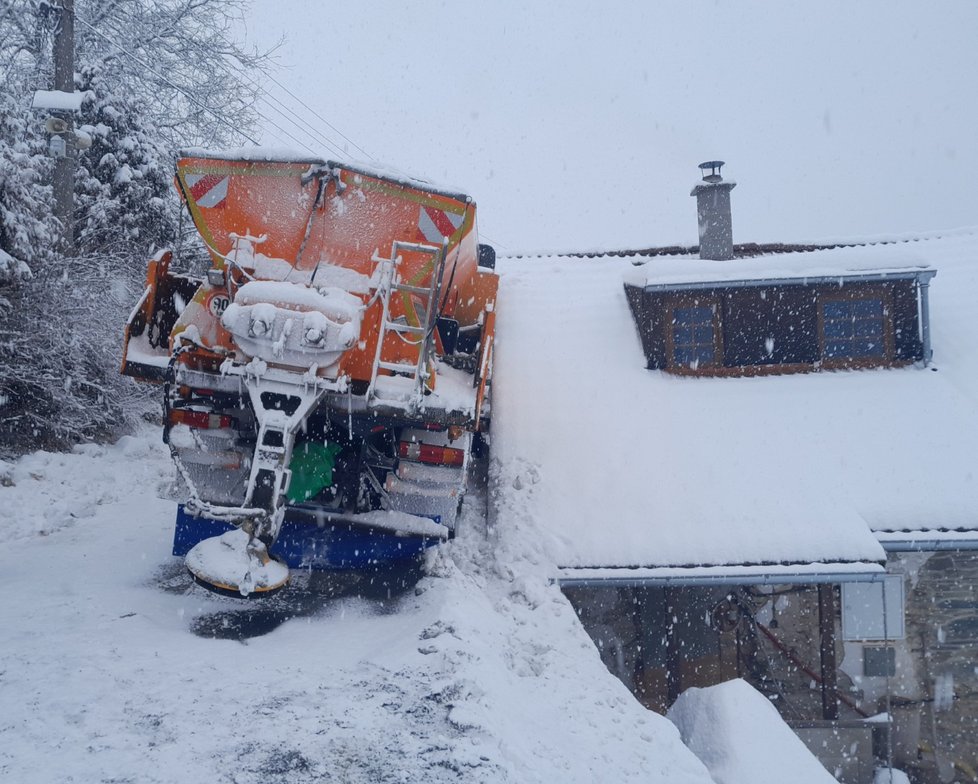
xmin=169 ymin=408 xmax=233 ymax=430
xmin=399 ymin=441 xmax=465 ymax=467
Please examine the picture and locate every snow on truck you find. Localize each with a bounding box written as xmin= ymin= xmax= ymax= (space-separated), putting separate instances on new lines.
xmin=121 ymin=149 xmax=498 ymax=596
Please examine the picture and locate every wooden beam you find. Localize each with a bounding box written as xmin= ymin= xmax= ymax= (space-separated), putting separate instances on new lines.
xmin=818 ymin=584 xmax=840 ymax=720
xmin=665 ymin=587 xmax=682 ymax=705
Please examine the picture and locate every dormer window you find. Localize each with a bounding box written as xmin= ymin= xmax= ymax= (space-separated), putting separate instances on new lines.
xmin=625 ymin=268 xmax=935 ymax=377
xmin=819 ymin=289 xmax=892 ymax=366
xmin=668 ymin=301 xmax=720 ymax=369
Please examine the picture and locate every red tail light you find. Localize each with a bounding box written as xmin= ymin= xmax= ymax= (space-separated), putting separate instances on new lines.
xmin=399 ymin=441 xmax=465 ymax=466
xmin=168 ymin=408 xmax=233 ymax=430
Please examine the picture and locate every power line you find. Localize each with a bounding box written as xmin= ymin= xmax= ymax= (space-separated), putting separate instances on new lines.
xmin=248 ymin=62 xmax=374 ymax=160
xmin=95 ymin=12 xmax=347 ymax=159
xmin=86 ymin=14 xmax=330 ymax=157
xmin=80 ymin=14 xmax=339 ymax=158
xmin=211 ymin=27 xmax=373 ymax=160
xmin=209 ymin=52 xmax=347 ymax=157
xmin=74 ymin=14 xmax=262 ymax=147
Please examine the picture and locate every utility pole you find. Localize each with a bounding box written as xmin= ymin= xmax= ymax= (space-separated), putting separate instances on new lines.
xmin=52 ymin=0 xmax=75 ymax=255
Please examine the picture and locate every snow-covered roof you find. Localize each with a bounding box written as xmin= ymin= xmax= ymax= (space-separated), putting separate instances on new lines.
xmin=623 ymin=240 xmax=935 ymax=290
xmin=493 ymin=231 xmax=978 ymax=579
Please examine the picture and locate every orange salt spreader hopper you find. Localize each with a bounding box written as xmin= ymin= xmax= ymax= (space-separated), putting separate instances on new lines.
xmin=165 ymin=151 xmax=496 ymax=389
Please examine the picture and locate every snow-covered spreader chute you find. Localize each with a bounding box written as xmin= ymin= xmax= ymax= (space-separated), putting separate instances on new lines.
xmin=122 ymin=149 xmax=497 ymax=595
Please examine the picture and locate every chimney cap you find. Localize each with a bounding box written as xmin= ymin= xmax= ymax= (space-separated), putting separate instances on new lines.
xmin=698 ymin=160 xmax=725 ymax=183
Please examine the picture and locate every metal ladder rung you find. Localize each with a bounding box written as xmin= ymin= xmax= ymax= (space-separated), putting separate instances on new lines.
xmin=386 ymin=323 xmax=425 ymax=335
xmin=393 ymin=282 xmax=431 ymax=295
xmin=377 ymin=361 xmax=420 ymax=374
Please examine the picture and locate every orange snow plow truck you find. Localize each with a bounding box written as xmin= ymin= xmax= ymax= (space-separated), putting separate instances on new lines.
xmin=122 ymin=150 xmax=497 ymax=595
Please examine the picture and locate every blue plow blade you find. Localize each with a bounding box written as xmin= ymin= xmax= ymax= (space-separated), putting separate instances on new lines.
xmin=173 ymin=504 xmax=441 ymax=571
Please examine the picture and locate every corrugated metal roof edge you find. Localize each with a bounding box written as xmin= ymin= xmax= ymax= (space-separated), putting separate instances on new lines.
xmin=556 ymin=560 xmax=886 ymax=588
xmin=509 ymin=241 xmax=866 ymax=261
xmin=501 ymin=228 xmax=977 ymax=261
xmin=878 ymin=531 xmax=978 ymax=552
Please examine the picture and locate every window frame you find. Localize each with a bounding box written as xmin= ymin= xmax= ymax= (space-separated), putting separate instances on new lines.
xmin=816 ymin=284 xmax=896 ymax=369
xmin=841 ymin=575 xmax=905 ymax=641
xmin=664 ymin=296 xmax=723 ymax=374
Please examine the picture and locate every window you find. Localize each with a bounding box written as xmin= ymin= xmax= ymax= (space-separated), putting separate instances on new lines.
xmin=818 ymin=289 xmax=894 ymax=367
xmin=822 ymin=299 xmax=885 ymax=359
xmin=863 ymin=646 xmax=897 ymax=677
xmin=634 ymin=278 xmax=919 ymax=376
xmin=668 ymin=302 xmax=719 ymax=370
xmin=841 ymin=576 xmax=905 ymax=641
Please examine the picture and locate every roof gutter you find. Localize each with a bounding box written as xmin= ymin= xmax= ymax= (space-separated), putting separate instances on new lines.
xmin=880 ymin=537 xmax=978 ymax=552
xmin=557 ymin=570 xmax=887 ymax=589
xmin=636 ymin=268 xmax=937 ymax=294
xmin=918 ymin=275 xmax=933 ymax=365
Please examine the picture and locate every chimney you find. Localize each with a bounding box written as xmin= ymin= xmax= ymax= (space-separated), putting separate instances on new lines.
xmin=691 ymin=161 xmax=736 ymax=260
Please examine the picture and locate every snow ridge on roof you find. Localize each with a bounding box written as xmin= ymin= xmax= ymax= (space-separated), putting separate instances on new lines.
xmin=624 ymin=241 xmax=933 ymax=289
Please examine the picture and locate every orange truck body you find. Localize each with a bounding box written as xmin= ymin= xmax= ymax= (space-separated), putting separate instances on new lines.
xmin=123 ymin=150 xmax=497 ymax=424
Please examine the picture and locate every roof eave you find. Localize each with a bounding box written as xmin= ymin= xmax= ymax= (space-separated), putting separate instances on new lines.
xmin=557 ymin=561 xmax=887 ymax=588
xmin=635 ymin=268 xmax=937 ymax=294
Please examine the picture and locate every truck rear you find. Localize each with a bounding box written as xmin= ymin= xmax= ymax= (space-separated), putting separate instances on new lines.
xmin=122 ymin=150 xmax=497 ymax=595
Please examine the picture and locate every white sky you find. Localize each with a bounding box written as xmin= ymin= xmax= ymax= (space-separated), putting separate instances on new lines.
xmin=243 ymin=1 xmax=978 ymax=254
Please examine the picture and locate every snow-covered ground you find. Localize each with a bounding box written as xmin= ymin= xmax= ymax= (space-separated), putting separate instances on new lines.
xmin=0 ymin=432 xmax=715 ymax=783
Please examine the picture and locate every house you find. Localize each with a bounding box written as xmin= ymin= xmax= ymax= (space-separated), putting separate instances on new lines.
xmin=492 ymin=168 xmax=978 ymax=784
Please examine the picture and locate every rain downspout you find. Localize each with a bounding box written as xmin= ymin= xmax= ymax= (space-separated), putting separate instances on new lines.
xmin=919 ymin=276 xmax=933 ymax=366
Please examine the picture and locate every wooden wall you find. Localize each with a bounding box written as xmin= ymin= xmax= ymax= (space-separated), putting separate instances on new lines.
xmin=625 ymin=279 xmax=924 ymax=376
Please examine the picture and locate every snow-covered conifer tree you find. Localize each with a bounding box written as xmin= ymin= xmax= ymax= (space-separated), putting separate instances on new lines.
xmin=0 ymin=0 xmax=267 ymax=455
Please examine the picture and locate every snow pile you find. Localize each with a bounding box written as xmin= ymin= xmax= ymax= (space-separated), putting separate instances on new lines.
xmin=0 ymin=435 xmax=164 ymax=542
xmin=31 ymin=89 xmax=92 ymax=112
xmin=874 ymin=769 xmax=911 ymax=784
xmin=0 ymin=430 xmax=714 ymax=783
xmin=667 ymin=679 xmax=836 ymax=784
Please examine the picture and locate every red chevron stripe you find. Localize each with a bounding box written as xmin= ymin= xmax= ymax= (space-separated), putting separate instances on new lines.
xmin=424 ymin=206 xmax=458 ymax=239
xmin=189 ymin=174 xmax=224 ymax=202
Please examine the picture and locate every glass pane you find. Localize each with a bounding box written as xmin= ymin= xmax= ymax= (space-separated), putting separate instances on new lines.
xmin=674 ymin=306 xmax=712 ymax=325
xmin=823 ymin=301 xmax=851 ymax=320
xmin=852 ymin=338 xmax=884 ymax=357
xmin=854 ymin=319 xmax=883 ymax=338
xmin=853 ymin=299 xmax=883 ymax=318
xmin=824 ymin=320 xmax=852 ymax=339
xmin=824 ymin=340 xmax=848 ymax=357
xmin=674 ymin=326 xmax=694 ymax=345
xmin=694 ymin=326 xmax=715 ymax=344
xmin=695 ymin=346 xmax=715 ymax=364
